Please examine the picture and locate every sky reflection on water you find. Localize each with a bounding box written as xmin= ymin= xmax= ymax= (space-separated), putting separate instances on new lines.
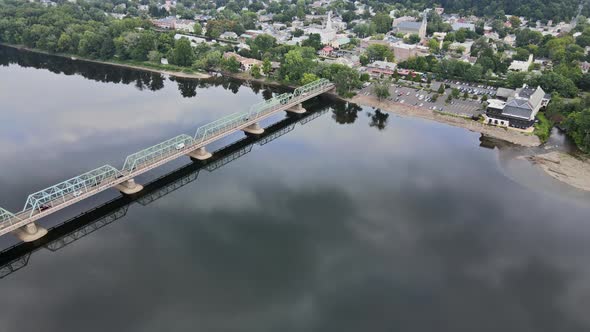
xmin=0 ymin=46 xmax=589 ymax=332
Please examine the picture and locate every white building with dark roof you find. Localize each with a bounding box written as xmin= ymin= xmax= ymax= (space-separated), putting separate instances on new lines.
xmin=485 ymin=85 xmax=551 ymax=129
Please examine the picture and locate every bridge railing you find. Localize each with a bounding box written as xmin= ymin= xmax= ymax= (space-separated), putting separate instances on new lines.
xmin=122 ymin=134 xmax=195 ymax=173
xmin=22 ymin=165 xmax=121 ymax=217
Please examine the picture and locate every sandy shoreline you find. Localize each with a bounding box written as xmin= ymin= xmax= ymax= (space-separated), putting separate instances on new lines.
xmin=348 ymin=95 xmax=590 ymax=192
xmin=349 ymin=94 xmax=541 ymax=147
xmin=524 ymin=152 xmax=590 ymax=192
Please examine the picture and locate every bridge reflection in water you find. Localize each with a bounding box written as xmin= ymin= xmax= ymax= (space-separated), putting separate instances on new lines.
xmin=0 ymin=106 xmax=329 ymax=279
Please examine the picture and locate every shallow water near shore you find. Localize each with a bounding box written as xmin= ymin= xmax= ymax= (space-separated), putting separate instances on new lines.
xmin=1 ymin=46 xmax=590 ymax=332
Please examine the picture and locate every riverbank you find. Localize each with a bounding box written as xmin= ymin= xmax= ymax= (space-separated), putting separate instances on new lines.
xmin=0 ymin=43 xmax=211 ymax=79
xmin=524 ymin=152 xmax=590 ymax=192
xmin=350 ymin=94 xmax=541 ymax=147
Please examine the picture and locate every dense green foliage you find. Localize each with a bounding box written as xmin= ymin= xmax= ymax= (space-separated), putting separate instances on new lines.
xmin=564 ymin=109 xmax=590 ymax=152
xmin=534 ymin=112 xmax=552 ymax=142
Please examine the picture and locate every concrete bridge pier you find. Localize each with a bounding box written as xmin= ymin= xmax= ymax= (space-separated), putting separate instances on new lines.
xmin=13 ymin=222 xmax=48 ymax=242
xmin=287 ymin=103 xmax=306 ymax=114
xmin=188 ymin=147 xmax=212 ymax=160
xmin=242 ymin=123 xmax=264 ymax=135
xmin=115 ymin=179 xmax=143 ymax=195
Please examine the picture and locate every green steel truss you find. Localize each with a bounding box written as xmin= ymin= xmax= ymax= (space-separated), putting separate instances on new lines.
xmin=0 ymin=207 xmax=20 ymax=226
xmin=0 ymin=79 xmax=333 ymax=227
xmin=122 ymin=134 xmax=194 ymax=172
xmin=23 ymin=165 xmax=120 ymax=216
xmin=194 ymin=78 xmax=332 ymax=143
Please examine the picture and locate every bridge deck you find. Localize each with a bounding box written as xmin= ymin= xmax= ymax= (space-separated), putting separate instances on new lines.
xmin=0 ymin=80 xmax=334 ymax=238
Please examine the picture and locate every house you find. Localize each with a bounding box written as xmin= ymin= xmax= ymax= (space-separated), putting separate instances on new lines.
xmin=240 ymin=58 xmax=263 ymax=72
xmin=366 ymin=61 xmax=397 ymax=77
xmin=319 ymin=46 xmax=334 ymax=57
xmin=330 ymin=37 xmax=351 ymax=49
xmin=504 ymin=34 xmax=516 ymax=47
xmin=152 ymin=17 xmax=176 ymax=29
xmin=222 ymin=52 xmax=263 ymax=72
xmin=580 ymin=61 xmax=590 ymax=73
xmin=485 ymin=85 xmax=551 ymax=129
xmin=152 ymin=17 xmax=195 ymax=32
xmin=220 ymin=31 xmax=238 ymax=40
xmin=508 ymin=54 xmax=534 ymax=72
xmin=175 ymin=19 xmax=195 ymax=32
xmin=449 ymin=40 xmax=473 ymax=55
xmin=452 ymin=22 xmax=475 ymax=31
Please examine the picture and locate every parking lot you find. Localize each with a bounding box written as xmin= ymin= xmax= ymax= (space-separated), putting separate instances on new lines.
xmin=359 ymin=83 xmax=483 ymax=118
xmin=442 ymin=79 xmax=497 ymax=97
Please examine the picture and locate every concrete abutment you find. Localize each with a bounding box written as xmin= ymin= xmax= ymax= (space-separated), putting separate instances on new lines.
xmin=242 ymin=123 xmax=264 ymax=135
xmin=188 ymin=147 xmax=212 ymax=160
xmin=13 ymin=222 xmax=48 ymax=242
xmin=115 ymin=179 xmax=143 ymax=195
xmin=286 ymin=103 xmax=306 ymax=114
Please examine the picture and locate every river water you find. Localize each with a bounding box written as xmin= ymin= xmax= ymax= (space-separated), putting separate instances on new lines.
xmin=0 ymin=46 xmax=589 ymax=332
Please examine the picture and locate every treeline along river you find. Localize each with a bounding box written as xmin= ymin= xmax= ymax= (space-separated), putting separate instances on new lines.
xmin=0 ymin=45 xmax=589 ymax=332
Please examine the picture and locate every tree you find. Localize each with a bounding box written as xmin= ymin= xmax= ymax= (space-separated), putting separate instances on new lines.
xmin=372 ymin=13 xmax=392 ymax=34
xmin=280 ymin=48 xmax=315 ymax=83
xmin=301 ymin=33 xmax=323 ymax=50
xmin=148 ymin=50 xmax=162 ymax=63
xmin=57 ymin=33 xmax=73 ymax=53
xmin=193 ymin=23 xmax=202 ymax=35
xmin=293 ymin=29 xmax=304 ymax=37
xmin=514 ymin=47 xmax=530 ymax=61
xmin=353 ymin=23 xmax=376 ymax=38
xmin=222 ymin=56 xmax=241 ymax=72
xmin=509 ymin=16 xmax=522 ymax=28
xmin=373 ymin=81 xmax=390 ymax=100
xmin=365 ymin=44 xmax=394 ymax=62
xmin=262 ymin=58 xmax=272 ymax=76
xmin=428 ymin=39 xmax=440 ymax=53
xmin=300 ymin=72 xmax=319 ymax=85
xmin=250 ymin=64 xmax=262 ymax=78
xmin=564 ymin=109 xmax=590 ymax=152
xmin=405 ymin=34 xmax=421 ymax=44
xmin=250 ymin=34 xmax=277 ymax=59
xmin=171 ymin=37 xmax=195 ymax=66
xmin=528 ymin=71 xmax=578 ymax=97
xmin=438 ymin=84 xmax=446 ymax=94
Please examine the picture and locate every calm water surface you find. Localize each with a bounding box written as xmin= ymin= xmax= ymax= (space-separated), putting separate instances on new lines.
xmin=1 ymin=46 xmax=589 ymax=332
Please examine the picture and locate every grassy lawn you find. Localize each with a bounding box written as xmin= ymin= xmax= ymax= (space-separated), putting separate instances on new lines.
xmin=534 ymin=112 xmax=552 ymax=142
